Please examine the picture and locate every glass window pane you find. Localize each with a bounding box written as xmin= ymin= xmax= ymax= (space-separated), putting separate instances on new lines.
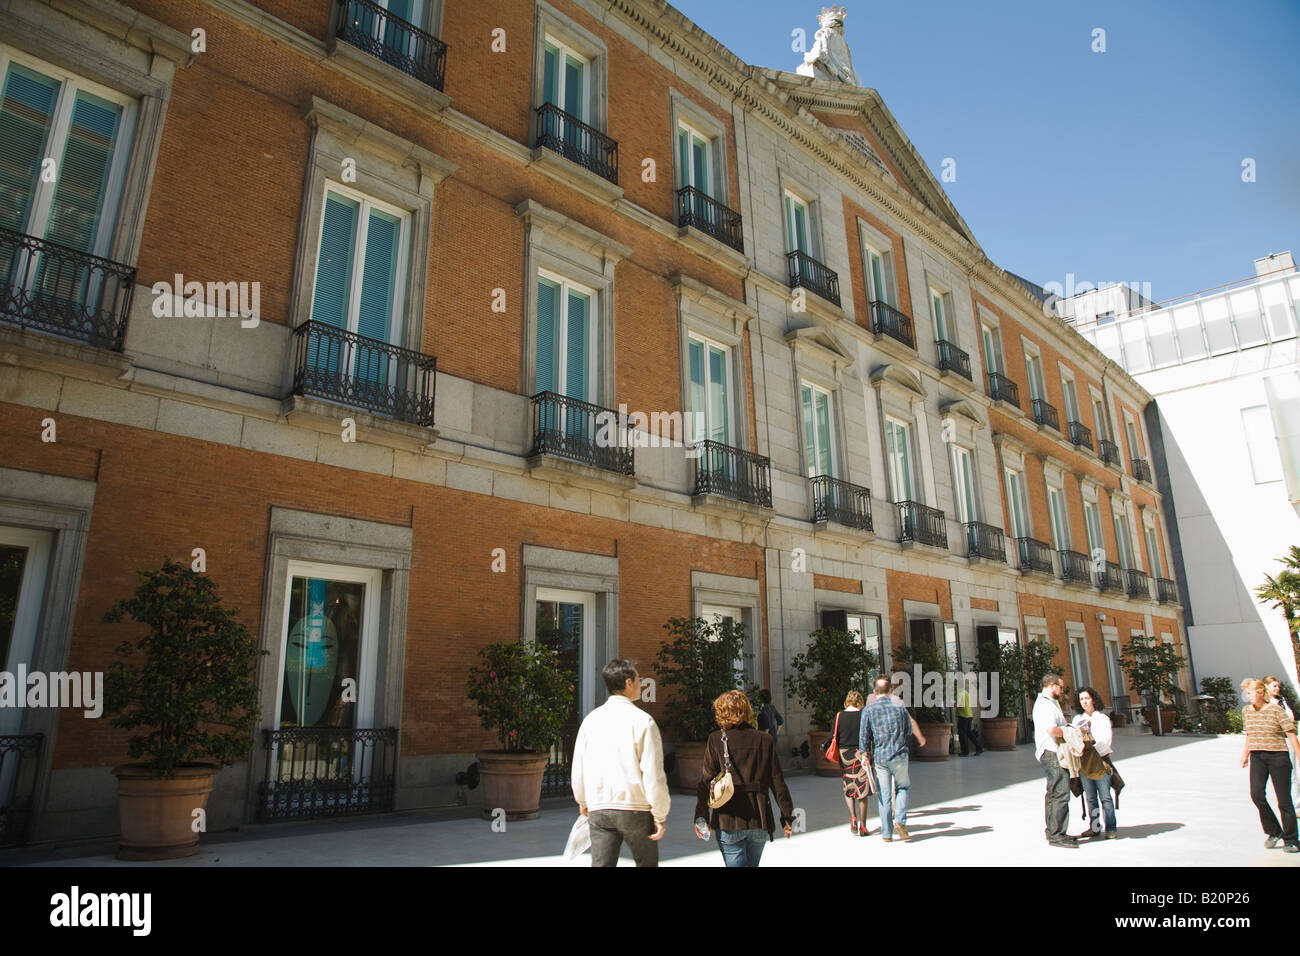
xmin=1172 ymin=303 xmax=1206 ymax=360
xmin=708 ymin=345 xmax=728 ymax=443
xmin=815 ymin=390 xmax=833 ymax=476
xmin=1262 ymin=281 xmax=1295 ymax=340
xmin=1146 ymin=312 xmax=1177 ymax=367
xmin=543 ymin=44 xmax=558 ymax=106
xmin=281 ymin=577 xmax=364 ymax=729
xmin=1230 ymin=288 xmax=1266 ymax=347
xmin=536 ymin=277 xmax=560 ymax=393
xmin=801 ymin=385 xmax=816 ymax=478
xmin=1202 ymin=297 xmax=1235 ymax=354
xmin=563 ymin=55 xmax=583 ymax=119
xmin=0 ymin=64 xmax=60 ymax=233
xmin=45 ymin=89 xmax=123 ymax=254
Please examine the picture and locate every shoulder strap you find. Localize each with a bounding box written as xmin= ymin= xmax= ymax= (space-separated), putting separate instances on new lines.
xmin=721 ymin=731 xmax=732 ymax=771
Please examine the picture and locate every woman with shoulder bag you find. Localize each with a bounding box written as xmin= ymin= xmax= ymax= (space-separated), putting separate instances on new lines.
xmin=833 ymin=690 xmax=876 ymax=836
xmin=694 ymin=690 xmax=795 ymax=867
xmin=1071 ymin=687 xmax=1118 ymax=839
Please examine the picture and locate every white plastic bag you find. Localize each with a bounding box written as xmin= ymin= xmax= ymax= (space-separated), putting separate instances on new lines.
xmin=563 ymin=814 xmax=591 ymax=860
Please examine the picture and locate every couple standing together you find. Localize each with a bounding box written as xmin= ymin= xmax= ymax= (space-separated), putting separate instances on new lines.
xmin=834 ymin=677 xmax=925 ymax=842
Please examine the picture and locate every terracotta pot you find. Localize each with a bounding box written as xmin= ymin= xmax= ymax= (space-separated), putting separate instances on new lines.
xmin=114 ymin=763 xmax=218 ymax=860
xmin=981 ymin=717 xmax=1019 ymax=751
xmin=673 ymin=741 xmax=708 ymax=794
xmin=1112 ymin=712 xmax=1128 ymax=729
xmin=476 ymin=751 xmax=550 ymax=820
xmin=809 ymin=730 xmax=840 ymax=776
xmin=1143 ymin=709 xmax=1178 ymax=736
xmin=914 ymin=722 xmax=952 ymax=761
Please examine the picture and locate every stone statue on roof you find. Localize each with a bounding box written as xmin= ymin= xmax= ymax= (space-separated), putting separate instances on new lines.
xmin=796 ymin=6 xmax=860 ymax=86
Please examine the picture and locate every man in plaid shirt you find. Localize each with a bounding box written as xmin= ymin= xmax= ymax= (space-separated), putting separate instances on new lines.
xmin=860 ymin=676 xmax=925 ymax=842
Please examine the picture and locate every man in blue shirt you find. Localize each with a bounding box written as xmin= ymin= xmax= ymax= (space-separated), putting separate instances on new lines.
xmin=860 ymin=676 xmax=926 ymax=842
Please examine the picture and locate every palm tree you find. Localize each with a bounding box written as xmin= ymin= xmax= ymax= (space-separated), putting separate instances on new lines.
xmin=1255 ymin=545 xmax=1300 ymax=681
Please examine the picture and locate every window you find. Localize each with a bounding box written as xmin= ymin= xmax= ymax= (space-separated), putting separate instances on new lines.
xmin=1047 ymin=485 xmax=1070 ymax=550
xmin=1024 ymin=346 xmax=1047 ymax=402
xmin=1243 ymin=405 xmax=1283 ymax=483
xmin=0 ymin=50 xmax=136 ymax=261
xmin=1068 ymin=635 xmax=1089 ymax=688
xmin=950 ymin=444 xmax=978 ymax=523
xmin=542 ymin=36 xmax=590 ymax=122
xmin=1123 ymin=412 xmax=1141 ymax=460
xmin=536 ymin=587 xmax=596 ymax=716
xmin=981 ymin=322 xmax=1004 ymax=375
xmin=784 ymin=191 xmax=811 ymax=255
xmin=535 ymin=271 xmax=596 ymax=402
xmin=1143 ymin=520 xmax=1162 ymax=577
xmin=1097 ymin=311 xmax=1116 ymax=325
xmin=531 ymin=3 xmax=608 ymax=151
xmin=1112 ymin=508 xmax=1135 ymax=567
xmin=348 ymin=0 xmax=438 ymax=63
xmin=689 ymin=333 xmax=734 ymax=446
xmin=1004 ymin=468 xmax=1028 ymax=537
xmin=676 ymin=121 xmax=714 ymax=195
xmin=701 ymin=604 xmax=747 ymax=676
xmin=1092 ymin=393 xmax=1110 ymax=441
xmin=1104 ymin=638 xmax=1125 ymax=697
xmin=885 ymin=417 xmax=916 ymax=502
xmin=0 ymin=527 xmax=53 ymax=737
xmin=1083 ymin=499 xmax=1105 ymax=562
xmin=1060 ymin=369 xmax=1081 ymax=423
xmin=931 ymin=287 xmax=955 ymax=343
xmin=863 ymin=241 xmax=895 ymax=307
xmin=800 ymin=382 xmax=836 ymax=478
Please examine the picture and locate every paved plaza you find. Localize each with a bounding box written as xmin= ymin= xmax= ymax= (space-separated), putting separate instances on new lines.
xmin=5 ymin=729 xmax=1293 ymax=867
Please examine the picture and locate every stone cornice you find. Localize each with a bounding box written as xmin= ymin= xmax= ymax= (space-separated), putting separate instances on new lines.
xmin=515 ymin=199 xmax=633 ymax=262
xmin=51 ymin=0 xmax=197 ymax=65
xmin=672 ymin=273 xmax=755 ymax=322
xmin=305 ymin=97 xmax=458 ymax=186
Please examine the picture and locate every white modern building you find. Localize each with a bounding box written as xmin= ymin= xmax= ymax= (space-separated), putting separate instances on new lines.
xmin=1065 ymin=253 xmax=1300 ymax=691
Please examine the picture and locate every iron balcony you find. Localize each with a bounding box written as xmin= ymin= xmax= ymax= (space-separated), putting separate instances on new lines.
xmin=676 ymin=186 xmax=743 ymax=253
xmin=694 ymin=440 xmax=772 ymax=507
xmin=0 ymin=733 xmax=42 ymax=846
xmin=1124 ymin=568 xmax=1150 ymax=599
xmin=1156 ymin=577 xmax=1179 ymax=604
xmin=811 ymin=475 xmax=873 ymax=531
xmin=291 ymin=320 xmax=436 ymax=426
xmin=530 ymin=391 xmax=635 ymax=476
xmin=987 ymin=371 xmax=1019 ymax=408
xmin=1096 ymin=560 xmax=1124 ymax=591
xmin=965 ymin=521 xmax=1005 ymax=561
xmin=787 ymin=250 xmax=840 ymax=306
xmin=869 ymin=299 xmax=914 ymax=348
xmin=1058 ymin=549 xmax=1091 ymax=584
xmin=336 ymin=0 xmax=447 ymax=90
xmin=1098 ymin=438 xmax=1121 ymax=466
xmin=1068 ymin=420 xmax=1093 ymax=452
xmin=1132 ymin=457 xmax=1152 ymax=483
xmin=535 ymin=103 xmax=619 ymax=184
xmin=937 ymin=339 xmax=972 ymax=380
xmin=1016 ymin=537 xmax=1054 ymax=574
xmin=258 ymin=727 xmax=398 ymax=822
xmin=0 ymin=225 xmax=135 ymax=350
xmin=1032 ymin=398 xmax=1060 ymax=432
xmin=897 ymin=500 xmax=947 ymax=549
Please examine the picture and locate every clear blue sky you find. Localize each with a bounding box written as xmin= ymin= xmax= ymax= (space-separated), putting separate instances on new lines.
xmin=673 ymin=0 xmax=1300 ymax=303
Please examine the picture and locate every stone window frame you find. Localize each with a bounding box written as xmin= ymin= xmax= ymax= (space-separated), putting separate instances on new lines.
xmin=977 ymin=305 xmax=1006 ymax=375
xmin=287 ymin=97 xmax=457 ymax=369
xmin=777 ymin=172 xmax=824 ymax=261
xmin=0 ymin=0 xmax=192 ymax=272
xmin=1020 ymin=335 xmax=1048 ymax=404
xmin=994 ymin=434 xmax=1031 ymax=538
xmin=675 ymin=275 xmax=755 ymax=452
xmin=1064 ymin=619 xmax=1091 ymax=689
xmin=926 ymin=274 xmax=958 ymax=348
xmin=518 ymin=199 xmax=629 ymax=407
xmin=250 ymin=507 xmax=413 ymax=817
xmin=941 ymin=401 xmax=987 ymax=525
xmin=871 ymin=365 xmax=932 ymax=506
xmin=1140 ymin=505 xmax=1165 ymax=577
xmin=817 ymin=604 xmax=886 ymax=671
xmin=668 ymin=90 xmax=732 ymax=206
xmin=530 ymin=0 xmax=609 ymax=140
xmin=789 ymin=329 xmax=855 ymax=483
xmin=858 ymin=219 xmax=900 ymax=308
xmin=0 ymin=467 xmax=96 ymax=839
xmin=1042 ymin=457 xmax=1073 ymax=552
xmin=521 ymin=545 xmax=619 ymax=712
xmin=692 ymin=571 xmax=762 ymax=687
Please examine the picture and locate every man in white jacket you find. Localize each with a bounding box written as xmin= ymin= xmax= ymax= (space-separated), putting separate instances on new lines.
xmin=571 ymin=659 xmax=671 ymax=866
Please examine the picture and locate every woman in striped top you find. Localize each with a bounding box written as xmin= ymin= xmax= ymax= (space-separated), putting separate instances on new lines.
xmin=1240 ymin=678 xmax=1300 ymax=852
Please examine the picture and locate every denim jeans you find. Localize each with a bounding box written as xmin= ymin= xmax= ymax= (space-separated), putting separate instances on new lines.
xmin=588 ymin=809 xmax=658 ymax=867
xmin=1039 ymin=752 xmax=1070 ymax=840
xmin=875 ymin=755 xmax=910 ymax=835
xmin=1081 ymin=771 xmax=1116 ymax=834
xmin=717 ymin=828 xmax=767 ymax=867
xmin=1250 ymin=750 xmax=1298 ymax=845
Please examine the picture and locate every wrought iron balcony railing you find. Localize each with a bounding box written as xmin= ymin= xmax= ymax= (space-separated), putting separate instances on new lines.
xmin=291 ymin=320 xmax=436 ymax=426
xmin=1058 ymin=549 xmax=1091 ymax=584
xmin=1032 ymin=398 xmax=1060 ymax=432
xmin=1016 ymin=536 xmax=1054 ymax=574
xmin=869 ymin=299 xmax=914 ymax=349
xmin=0 ymin=734 xmax=41 ymax=846
xmin=937 ymin=339 xmax=972 ymax=380
xmin=258 ymin=727 xmax=397 ymax=822
xmin=530 ymin=391 xmax=634 ymax=476
xmin=1132 ymin=457 xmax=1152 ymax=482
xmin=1098 ymin=438 xmax=1121 ymax=466
xmin=1156 ymin=577 xmax=1179 ymax=604
xmin=694 ymin=440 xmax=772 ymax=507
xmin=811 ymin=475 xmax=873 ymax=531
xmin=1096 ymin=560 xmax=1124 ymax=591
xmin=897 ymin=500 xmax=947 ymax=549
xmin=1068 ymin=420 xmax=1093 ymax=452
xmin=336 ymin=0 xmax=447 ymax=91
xmin=0 ymin=226 xmax=134 ymax=350
xmin=1124 ymin=568 xmax=1150 ymax=598
xmin=987 ymin=371 xmax=1019 ymax=408
xmin=787 ymin=250 xmax=840 ymax=306
xmin=535 ymin=103 xmax=618 ymax=184
xmin=676 ymin=186 xmax=743 ymax=253
xmin=965 ymin=521 xmax=1005 ymax=561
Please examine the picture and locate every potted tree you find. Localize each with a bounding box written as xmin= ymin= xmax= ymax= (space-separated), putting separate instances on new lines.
xmin=975 ymin=640 xmax=1025 ymax=750
xmin=655 ymin=616 xmax=750 ymax=793
xmin=466 ymin=640 xmax=575 ymax=819
xmin=892 ymin=639 xmax=950 ymax=761
xmin=786 ymin=627 xmax=877 ymax=775
xmin=103 ymin=559 xmax=263 ymax=860
xmin=1121 ymin=633 xmax=1186 ymax=736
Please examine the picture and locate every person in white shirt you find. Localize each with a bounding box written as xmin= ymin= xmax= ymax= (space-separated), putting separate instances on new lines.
xmin=1032 ymin=673 xmax=1074 ymax=848
xmin=571 ymin=658 xmax=670 ymax=867
xmin=1071 ymin=686 xmax=1117 ymax=839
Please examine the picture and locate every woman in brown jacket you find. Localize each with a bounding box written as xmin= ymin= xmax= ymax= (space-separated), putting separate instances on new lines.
xmin=693 ymin=689 xmax=796 ymax=866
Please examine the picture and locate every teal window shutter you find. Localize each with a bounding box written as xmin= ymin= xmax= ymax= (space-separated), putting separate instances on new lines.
xmin=536 ymin=277 xmax=559 ymax=394
xmin=311 ymin=193 xmax=358 ymax=330
xmin=565 ymin=288 xmax=589 ymax=401
xmin=0 ymin=64 xmax=59 ymax=233
xmin=689 ymin=339 xmax=705 ymax=440
xmin=543 ymin=44 xmax=558 ymax=107
xmin=708 ymin=345 xmax=728 ymax=444
xmin=801 ymin=385 xmax=816 ymax=478
xmin=45 ymin=89 xmax=123 ymax=255
xmin=563 ymin=55 xmax=583 ymax=120
xmin=357 ymin=208 xmax=399 ymax=343
xmin=815 ymin=389 xmax=833 ymax=476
